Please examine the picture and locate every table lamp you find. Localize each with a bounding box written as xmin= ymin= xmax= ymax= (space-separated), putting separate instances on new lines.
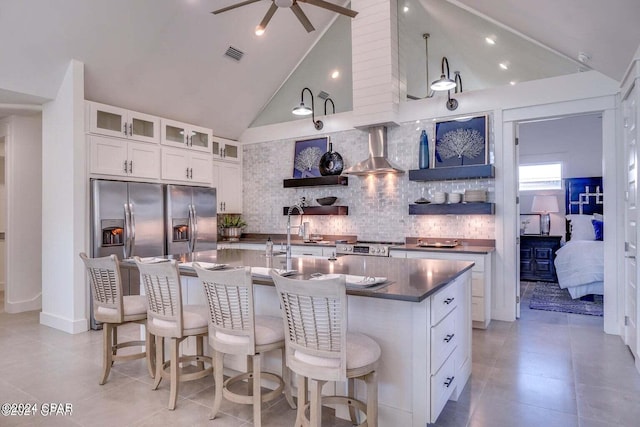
xmin=531 ymin=195 xmax=559 ymax=235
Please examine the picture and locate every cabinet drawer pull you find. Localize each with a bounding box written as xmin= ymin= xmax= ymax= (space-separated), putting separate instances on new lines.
xmin=129 ymin=160 xmax=133 ymax=174
xmin=444 ymin=297 xmax=455 ymax=305
xmin=444 ymin=376 xmax=455 ymax=388
xmin=444 ymin=333 xmax=455 ymax=343
xmin=123 ymin=160 xmax=128 ymax=173
xmin=129 ymin=123 xmax=132 ymax=136
xmin=123 ymin=123 xmax=128 ymax=136
xmin=186 ymin=168 xmax=190 ymax=178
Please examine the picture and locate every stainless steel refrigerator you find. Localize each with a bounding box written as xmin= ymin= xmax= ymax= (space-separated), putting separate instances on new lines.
xmin=165 ymin=184 xmax=217 ymax=255
xmin=90 ymin=179 xmax=165 ymax=302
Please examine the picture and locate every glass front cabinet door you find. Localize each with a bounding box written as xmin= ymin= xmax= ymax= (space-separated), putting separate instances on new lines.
xmin=161 ymin=119 xmax=212 ymax=153
xmin=88 ymin=102 xmax=159 ymax=144
xmin=212 ymin=136 xmax=241 ymax=163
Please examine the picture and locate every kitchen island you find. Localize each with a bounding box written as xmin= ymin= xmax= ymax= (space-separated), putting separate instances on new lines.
xmin=126 ymin=249 xmax=474 ymax=426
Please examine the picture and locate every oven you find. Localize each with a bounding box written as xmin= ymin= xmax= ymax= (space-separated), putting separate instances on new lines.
xmin=335 ymin=241 xmax=402 ymax=257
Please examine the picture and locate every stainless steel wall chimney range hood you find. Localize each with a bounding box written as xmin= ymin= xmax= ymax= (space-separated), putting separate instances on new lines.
xmin=342 ymin=126 xmax=405 ymax=175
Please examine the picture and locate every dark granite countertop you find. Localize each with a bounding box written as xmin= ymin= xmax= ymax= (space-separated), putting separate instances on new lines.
xmin=394 ymin=237 xmax=496 ymax=254
xmin=124 ymin=249 xmax=474 ymax=303
xmin=220 ymin=233 xmax=357 ymax=247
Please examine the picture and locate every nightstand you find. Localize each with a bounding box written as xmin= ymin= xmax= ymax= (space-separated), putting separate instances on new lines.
xmin=520 ymin=235 xmax=562 ymax=282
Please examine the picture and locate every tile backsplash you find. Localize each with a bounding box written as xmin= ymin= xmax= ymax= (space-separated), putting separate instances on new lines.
xmin=242 ymin=117 xmax=495 ymax=242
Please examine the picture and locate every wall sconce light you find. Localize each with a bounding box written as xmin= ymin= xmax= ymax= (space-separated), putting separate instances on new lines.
xmin=324 ymin=98 xmax=335 ymax=115
xmin=430 ymin=57 xmax=456 ymax=91
xmin=292 ymin=87 xmax=323 ymax=130
xmin=430 ymin=57 xmax=462 ymax=111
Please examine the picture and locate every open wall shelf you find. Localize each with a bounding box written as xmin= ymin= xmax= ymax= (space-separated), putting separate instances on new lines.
xmin=283 ymin=206 xmax=349 ymax=216
xmin=283 ymin=176 xmax=348 ymax=188
xmin=408 ymin=165 xmax=494 ymax=182
xmin=409 ymin=203 xmax=495 ymax=215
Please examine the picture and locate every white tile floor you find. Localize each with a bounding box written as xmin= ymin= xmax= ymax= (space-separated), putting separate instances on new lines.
xmin=0 ymin=284 xmax=639 ymax=427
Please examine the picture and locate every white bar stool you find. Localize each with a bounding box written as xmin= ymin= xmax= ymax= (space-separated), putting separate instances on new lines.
xmin=134 ymin=257 xmax=213 ymax=410
xmin=271 ymin=272 xmax=381 ymax=427
xmin=194 ymin=264 xmax=295 ymax=427
xmin=80 ymin=253 xmax=154 ymax=385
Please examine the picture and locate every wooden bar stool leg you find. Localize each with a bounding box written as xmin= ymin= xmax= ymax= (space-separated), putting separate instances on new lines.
xmin=112 ymin=326 xmax=118 ymax=357
xmin=309 ymin=379 xmax=324 ymax=427
xmin=295 ymin=375 xmax=307 ymax=427
xmin=100 ymin=323 xmax=113 ymax=385
xmin=246 ymin=355 xmax=254 ymax=396
xmin=153 ymin=335 xmax=163 ymax=390
xmin=210 ymin=351 xmax=224 ymax=420
xmin=365 ymin=371 xmax=378 ymax=427
xmin=282 ymin=348 xmax=296 ymax=409
xmin=252 ymin=353 xmax=262 ymax=427
xmin=196 ymin=336 xmax=204 ymax=370
xmin=168 ymin=338 xmax=180 ymax=410
xmin=348 ymin=377 xmax=359 ymax=424
xmin=146 ymin=328 xmax=155 ymax=379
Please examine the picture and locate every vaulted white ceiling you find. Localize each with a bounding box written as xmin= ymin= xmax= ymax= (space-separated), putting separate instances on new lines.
xmin=0 ymin=0 xmax=638 ymax=140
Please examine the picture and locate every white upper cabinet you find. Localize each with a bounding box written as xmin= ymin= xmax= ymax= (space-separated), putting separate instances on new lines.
xmin=87 ymin=102 xmax=159 ymax=144
xmin=212 ymin=136 xmax=241 ymax=163
xmin=161 ymin=119 xmax=212 ymax=153
xmin=89 ymin=135 xmax=160 ymax=179
xmin=161 ymin=147 xmax=212 ymax=185
xmin=212 ymin=161 xmax=242 ymax=213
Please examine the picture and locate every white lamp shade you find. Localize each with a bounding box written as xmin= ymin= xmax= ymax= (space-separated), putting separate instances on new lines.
xmin=292 ymin=103 xmax=312 ymax=116
xmin=531 ymin=195 xmax=559 ymax=213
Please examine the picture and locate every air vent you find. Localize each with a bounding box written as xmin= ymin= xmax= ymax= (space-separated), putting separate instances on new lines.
xmin=317 ymin=90 xmax=330 ymax=100
xmin=224 ymin=46 xmax=244 ymax=61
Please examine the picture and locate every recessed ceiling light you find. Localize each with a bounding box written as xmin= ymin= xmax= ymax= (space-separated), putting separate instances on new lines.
xmin=331 ymin=70 xmax=340 ymax=79
xmin=403 ymin=5 xmax=409 ymax=13
xmin=416 ymin=127 xmax=420 ymax=131
xmin=499 ymin=62 xmax=509 ymax=70
xmin=255 ymin=26 xmax=265 ymax=36
xmin=510 ymin=81 xmax=516 ymax=85
xmin=485 ymin=37 xmax=495 ymax=45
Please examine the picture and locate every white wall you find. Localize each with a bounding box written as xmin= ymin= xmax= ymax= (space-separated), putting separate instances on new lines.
xmin=0 ymin=136 xmax=5 ymax=291
xmin=40 ymin=60 xmax=88 ymax=333
xmin=2 ymin=114 xmax=43 ymax=312
xmin=519 ymin=114 xmax=603 ymax=237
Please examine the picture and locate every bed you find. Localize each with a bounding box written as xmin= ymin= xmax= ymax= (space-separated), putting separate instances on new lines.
xmin=554 ymin=177 xmax=604 ymax=299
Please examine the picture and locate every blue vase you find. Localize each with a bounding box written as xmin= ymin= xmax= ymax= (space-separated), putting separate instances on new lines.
xmin=419 ymin=130 xmax=429 ymax=169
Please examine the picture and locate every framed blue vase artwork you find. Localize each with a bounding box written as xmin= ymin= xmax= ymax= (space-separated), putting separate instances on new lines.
xmin=292 ymin=137 xmax=328 ymax=178
xmin=434 ymin=115 xmax=488 ymax=168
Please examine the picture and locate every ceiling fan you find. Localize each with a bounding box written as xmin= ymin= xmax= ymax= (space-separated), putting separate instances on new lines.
xmin=212 ymin=0 xmax=358 ymax=34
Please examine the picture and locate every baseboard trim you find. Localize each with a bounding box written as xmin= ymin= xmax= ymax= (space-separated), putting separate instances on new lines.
xmin=39 ymin=311 xmax=89 ymax=334
xmin=5 ymin=292 xmax=41 ymax=313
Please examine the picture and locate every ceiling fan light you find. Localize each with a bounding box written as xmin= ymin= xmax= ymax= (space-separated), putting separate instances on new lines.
xmin=255 ymin=25 xmax=265 ymax=36
xmin=430 ymin=75 xmax=457 ymax=91
xmin=292 ymin=103 xmax=313 ymax=116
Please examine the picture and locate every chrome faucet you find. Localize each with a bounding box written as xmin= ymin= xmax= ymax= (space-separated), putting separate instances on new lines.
xmin=286 ymin=204 xmax=304 ymax=270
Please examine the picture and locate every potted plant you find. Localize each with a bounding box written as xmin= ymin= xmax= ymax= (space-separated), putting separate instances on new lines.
xmin=219 ymin=215 xmax=247 ymax=241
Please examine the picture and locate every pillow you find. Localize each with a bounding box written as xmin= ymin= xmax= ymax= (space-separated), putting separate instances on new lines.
xmin=593 ymin=213 xmax=604 ymax=221
xmin=592 ymin=219 xmax=604 ymax=241
xmin=566 ymin=214 xmax=596 ymax=241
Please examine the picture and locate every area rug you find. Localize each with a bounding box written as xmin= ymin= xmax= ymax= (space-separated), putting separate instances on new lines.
xmin=528 ymin=282 xmax=603 ymax=316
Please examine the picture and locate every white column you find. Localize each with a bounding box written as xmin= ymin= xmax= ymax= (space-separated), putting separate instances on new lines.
xmin=351 ymin=0 xmax=399 ymax=127
xmin=40 ymin=59 xmax=88 ymax=333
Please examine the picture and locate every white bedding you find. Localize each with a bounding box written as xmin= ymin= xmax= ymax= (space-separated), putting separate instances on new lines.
xmin=554 ymin=240 xmax=604 ymax=298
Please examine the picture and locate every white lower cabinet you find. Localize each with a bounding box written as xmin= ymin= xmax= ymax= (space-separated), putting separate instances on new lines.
xmin=212 ymin=161 xmax=242 ymax=213
xmin=403 ymin=249 xmax=492 ymax=329
xmin=161 ymin=147 xmax=212 ymax=184
xmin=89 ymin=134 xmax=160 ymax=179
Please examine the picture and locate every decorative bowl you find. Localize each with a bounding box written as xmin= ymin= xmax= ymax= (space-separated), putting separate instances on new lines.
xmin=316 ymin=197 xmax=337 ymax=206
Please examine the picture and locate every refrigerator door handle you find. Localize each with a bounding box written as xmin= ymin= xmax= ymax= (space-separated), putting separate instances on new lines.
xmin=192 ymin=204 xmax=198 ymax=252
xmin=123 ymin=203 xmax=131 ymax=258
xmin=188 ymin=205 xmax=195 ymax=253
xmin=129 ymin=203 xmax=137 ymax=257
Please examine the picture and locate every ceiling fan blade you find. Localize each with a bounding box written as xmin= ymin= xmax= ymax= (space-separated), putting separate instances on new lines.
xmin=299 ymin=0 xmax=358 ymax=18
xmin=211 ymin=0 xmax=262 ymax=14
xmin=290 ymin=3 xmax=315 ymax=32
xmin=258 ymin=3 xmax=279 ymax=30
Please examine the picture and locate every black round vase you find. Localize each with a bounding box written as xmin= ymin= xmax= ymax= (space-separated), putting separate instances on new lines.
xmin=319 ymin=142 xmax=344 ymax=176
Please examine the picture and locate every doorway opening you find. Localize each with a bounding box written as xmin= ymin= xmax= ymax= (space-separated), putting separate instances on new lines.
xmin=516 ymin=113 xmax=604 ymax=320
